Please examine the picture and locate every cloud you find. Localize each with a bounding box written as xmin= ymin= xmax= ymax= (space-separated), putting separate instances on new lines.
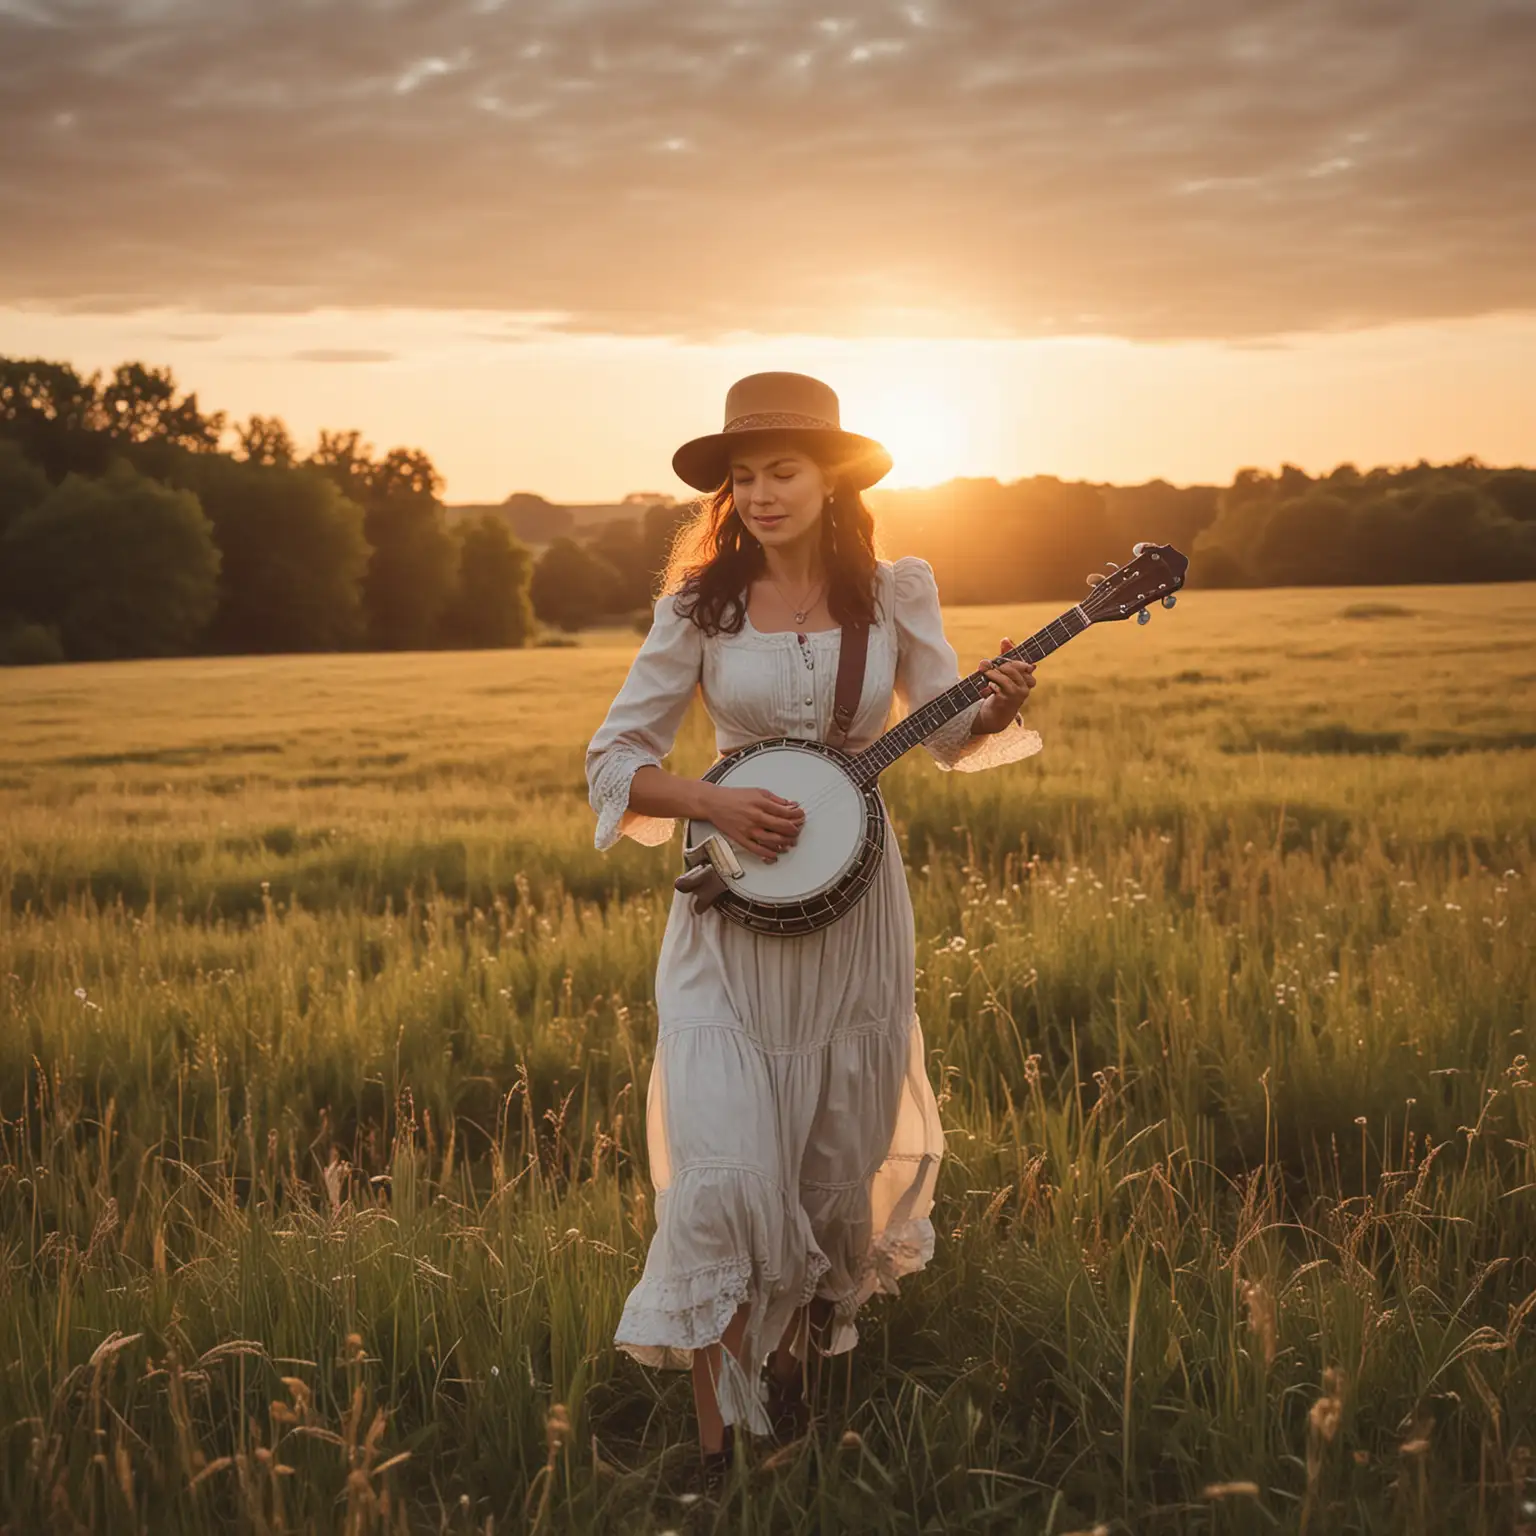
xmin=289 ymin=347 xmax=397 ymax=363
xmin=1 ymin=0 xmax=1533 ymax=339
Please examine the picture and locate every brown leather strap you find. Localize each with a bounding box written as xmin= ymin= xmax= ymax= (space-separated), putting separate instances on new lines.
xmin=827 ymin=618 xmax=869 ymax=751
xmin=674 ymin=861 xmax=729 ymax=912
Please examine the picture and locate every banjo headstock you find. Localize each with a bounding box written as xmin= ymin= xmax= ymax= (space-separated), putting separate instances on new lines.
xmin=1082 ymin=542 xmax=1189 ymax=626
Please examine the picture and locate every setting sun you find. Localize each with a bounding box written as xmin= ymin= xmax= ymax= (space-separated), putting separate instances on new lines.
xmin=839 ymin=372 xmax=976 ymax=489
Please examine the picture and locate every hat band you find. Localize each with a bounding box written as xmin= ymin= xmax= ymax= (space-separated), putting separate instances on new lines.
xmin=723 ymin=411 xmax=839 ymax=433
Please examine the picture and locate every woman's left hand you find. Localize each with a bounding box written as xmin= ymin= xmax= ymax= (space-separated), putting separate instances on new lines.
xmin=974 ymin=637 xmax=1036 ymax=733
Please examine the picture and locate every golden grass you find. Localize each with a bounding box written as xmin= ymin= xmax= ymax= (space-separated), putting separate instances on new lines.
xmin=1 ymin=583 xmax=1534 ymax=1533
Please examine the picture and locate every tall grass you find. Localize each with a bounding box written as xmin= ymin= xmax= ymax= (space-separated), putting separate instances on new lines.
xmin=1 ymin=584 xmax=1533 ymax=1533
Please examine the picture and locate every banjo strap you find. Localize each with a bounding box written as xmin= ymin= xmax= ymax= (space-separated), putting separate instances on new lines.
xmin=826 ymin=617 xmax=869 ymax=750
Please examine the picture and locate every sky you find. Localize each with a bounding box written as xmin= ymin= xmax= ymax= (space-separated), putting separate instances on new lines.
xmin=2 ymin=0 xmax=1534 ymax=502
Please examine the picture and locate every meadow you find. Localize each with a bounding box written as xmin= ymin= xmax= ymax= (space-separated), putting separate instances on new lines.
xmin=1 ymin=583 xmax=1533 ymax=1535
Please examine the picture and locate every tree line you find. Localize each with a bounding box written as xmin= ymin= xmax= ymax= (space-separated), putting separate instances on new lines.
xmin=870 ymin=460 xmax=1536 ymax=605
xmin=0 ymin=357 xmax=550 ymax=665
xmin=3 ymin=352 xmax=1532 ymax=664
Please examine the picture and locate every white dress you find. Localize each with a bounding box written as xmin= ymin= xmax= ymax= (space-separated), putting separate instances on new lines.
xmin=584 ymin=555 xmax=1043 ymax=1432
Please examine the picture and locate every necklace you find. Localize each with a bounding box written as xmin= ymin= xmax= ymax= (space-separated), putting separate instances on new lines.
xmin=767 ymin=571 xmax=824 ymax=626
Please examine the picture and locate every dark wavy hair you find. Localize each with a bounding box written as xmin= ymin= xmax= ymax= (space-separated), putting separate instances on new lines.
xmin=660 ymin=456 xmax=883 ymax=637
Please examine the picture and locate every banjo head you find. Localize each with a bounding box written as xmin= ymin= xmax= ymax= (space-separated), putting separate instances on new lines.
xmin=684 ymin=738 xmax=886 ymax=933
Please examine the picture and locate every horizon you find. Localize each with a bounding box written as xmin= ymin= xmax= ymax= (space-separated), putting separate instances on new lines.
xmin=6 ymin=310 xmax=1536 ymax=504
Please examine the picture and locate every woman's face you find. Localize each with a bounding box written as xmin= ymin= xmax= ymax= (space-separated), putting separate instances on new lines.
xmin=729 ymin=440 xmax=832 ymax=552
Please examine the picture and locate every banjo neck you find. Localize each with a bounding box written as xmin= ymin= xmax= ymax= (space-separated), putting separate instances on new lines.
xmin=846 ymin=603 xmax=1093 ymax=787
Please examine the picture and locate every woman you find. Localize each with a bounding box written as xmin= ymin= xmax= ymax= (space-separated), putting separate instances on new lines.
xmin=584 ymin=372 xmax=1041 ymax=1484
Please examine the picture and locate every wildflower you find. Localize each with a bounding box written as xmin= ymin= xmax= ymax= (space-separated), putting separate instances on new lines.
xmin=1310 ymin=1369 xmax=1344 ymax=1445
xmin=1242 ymin=1280 xmax=1277 ymax=1366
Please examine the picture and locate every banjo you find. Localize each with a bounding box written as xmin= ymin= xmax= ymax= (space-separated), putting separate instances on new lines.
xmin=674 ymin=542 xmax=1188 ymax=935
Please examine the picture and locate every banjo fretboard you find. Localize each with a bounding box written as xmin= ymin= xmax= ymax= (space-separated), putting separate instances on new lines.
xmin=848 ymin=604 xmax=1092 ymax=786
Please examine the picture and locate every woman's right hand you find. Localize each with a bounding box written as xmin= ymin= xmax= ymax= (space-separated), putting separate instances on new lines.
xmin=696 ymin=783 xmax=804 ymax=863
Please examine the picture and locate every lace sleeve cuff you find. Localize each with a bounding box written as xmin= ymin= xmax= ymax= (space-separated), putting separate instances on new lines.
xmin=589 ymin=745 xmax=676 ymax=851
xmin=937 ymin=713 xmax=1045 ymax=773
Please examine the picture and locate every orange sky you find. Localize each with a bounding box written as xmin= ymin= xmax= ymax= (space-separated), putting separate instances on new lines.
xmin=3 ymin=307 xmax=1533 ymax=503
xmin=4 ymin=1 xmax=1534 ymax=501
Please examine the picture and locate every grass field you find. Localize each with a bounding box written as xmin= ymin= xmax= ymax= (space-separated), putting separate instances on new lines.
xmin=1 ymin=584 xmax=1534 ymax=1535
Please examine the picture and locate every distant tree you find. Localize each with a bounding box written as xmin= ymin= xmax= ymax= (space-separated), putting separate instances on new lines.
xmin=1484 ymin=470 xmax=1536 ymax=522
xmin=585 ymin=504 xmax=691 ymax=609
xmin=0 ymin=461 xmax=219 ymax=659
xmin=308 ymin=428 xmax=377 ymax=503
xmin=440 ymin=514 xmax=535 ymax=648
xmin=1275 ymin=463 xmax=1313 ymax=500
xmin=0 ymin=438 xmax=50 ymax=539
xmin=1223 ymin=468 xmax=1276 ymax=514
xmin=0 ymin=357 xmax=101 ymax=431
xmin=1102 ymin=479 xmax=1220 ymax=556
xmin=585 ymin=518 xmax=650 ymax=610
xmin=1187 ymin=544 xmax=1248 ymax=589
xmin=237 ymin=414 xmax=298 ymax=468
xmin=1381 ymin=481 xmax=1535 ymax=584
xmin=530 ymin=537 xmax=622 ymax=631
xmin=361 ymin=448 xmax=456 ymax=650
xmin=0 ymin=356 xmax=112 ymax=479
xmin=101 ymin=362 xmax=225 ymax=453
xmin=308 ymin=433 xmax=458 ymax=650
xmin=501 ymin=492 xmax=575 ymax=545
xmin=369 ymin=447 xmax=441 ymax=501
xmin=178 ymin=456 xmax=369 ymax=652
xmin=1252 ymin=492 xmax=1369 ymax=585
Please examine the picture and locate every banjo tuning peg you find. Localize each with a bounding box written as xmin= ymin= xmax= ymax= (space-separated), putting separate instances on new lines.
xmin=1132 ymin=541 xmax=1152 ymax=556
xmin=1137 ymin=608 xmax=1152 ymax=626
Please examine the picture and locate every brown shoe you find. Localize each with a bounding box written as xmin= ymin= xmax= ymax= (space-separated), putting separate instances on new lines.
xmin=698 ymin=1424 xmax=735 ymax=1497
xmin=766 ymin=1370 xmax=810 ymax=1445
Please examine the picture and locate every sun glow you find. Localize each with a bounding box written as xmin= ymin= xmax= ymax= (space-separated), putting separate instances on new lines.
xmin=840 ymin=374 xmax=976 ymax=489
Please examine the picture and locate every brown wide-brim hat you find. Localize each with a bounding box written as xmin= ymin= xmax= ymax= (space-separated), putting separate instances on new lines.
xmin=672 ymin=371 xmax=893 ymax=493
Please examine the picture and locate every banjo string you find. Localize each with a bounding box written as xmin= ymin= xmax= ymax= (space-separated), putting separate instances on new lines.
xmin=723 ymin=684 xmax=995 ymax=843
